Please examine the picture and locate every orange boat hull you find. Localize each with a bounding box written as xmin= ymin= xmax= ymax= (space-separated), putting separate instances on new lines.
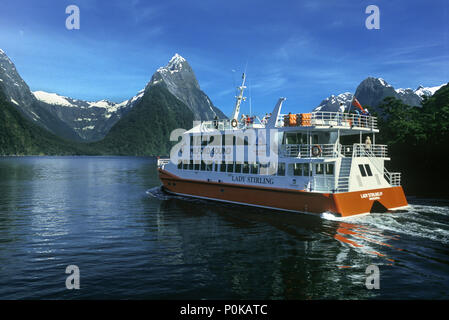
xmin=158 ymin=169 xmax=408 ymax=217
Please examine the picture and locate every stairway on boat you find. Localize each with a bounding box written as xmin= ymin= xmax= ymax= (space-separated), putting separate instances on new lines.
xmin=337 ymin=157 xmax=352 ymax=192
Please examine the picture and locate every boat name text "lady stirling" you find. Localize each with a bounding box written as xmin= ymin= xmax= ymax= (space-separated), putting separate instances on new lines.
xmin=360 ymin=191 xmax=383 ymax=200
xmin=232 ymin=175 xmax=274 ymax=185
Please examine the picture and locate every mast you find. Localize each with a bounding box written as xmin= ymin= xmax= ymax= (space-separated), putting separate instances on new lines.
xmin=231 ymin=73 xmax=247 ymax=120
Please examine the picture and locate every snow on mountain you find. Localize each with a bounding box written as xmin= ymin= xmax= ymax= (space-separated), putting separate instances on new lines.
xmin=314 ymin=92 xmax=353 ymax=112
xmin=315 ymin=77 xmax=446 ymax=113
xmin=33 ymin=91 xmax=77 ymax=107
xmin=157 ymin=53 xmax=187 ymax=75
xmin=32 ymin=90 xmax=132 ymax=112
xmin=31 ymin=89 xmax=144 ymax=141
xmin=413 ymin=85 xmax=444 ymax=98
xmin=148 ymin=53 xmax=226 ymax=120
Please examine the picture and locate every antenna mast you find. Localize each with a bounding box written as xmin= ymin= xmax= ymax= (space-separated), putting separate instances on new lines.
xmin=231 ymin=73 xmax=247 ymax=120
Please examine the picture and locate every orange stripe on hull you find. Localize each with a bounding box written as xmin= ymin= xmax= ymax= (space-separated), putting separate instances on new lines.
xmin=158 ymin=169 xmax=408 ymax=217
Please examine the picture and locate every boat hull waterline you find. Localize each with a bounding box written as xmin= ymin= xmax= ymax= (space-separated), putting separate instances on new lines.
xmin=158 ymin=168 xmax=408 ymax=217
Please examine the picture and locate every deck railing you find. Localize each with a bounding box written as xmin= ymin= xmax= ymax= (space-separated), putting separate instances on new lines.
xmin=280 ymin=144 xmax=337 ymax=158
xmin=280 ymin=143 xmax=388 ymax=158
xmin=353 ymin=144 xmax=401 ymax=186
xmin=277 ymin=111 xmax=378 ymax=130
xmin=198 ymin=111 xmax=378 ymax=131
xmin=352 ymin=143 xmax=388 ymax=158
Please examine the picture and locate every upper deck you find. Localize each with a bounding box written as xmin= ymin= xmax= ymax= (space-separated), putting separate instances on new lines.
xmin=197 ymin=111 xmax=378 ymax=134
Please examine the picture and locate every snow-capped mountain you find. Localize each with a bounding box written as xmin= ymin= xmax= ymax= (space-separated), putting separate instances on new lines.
xmin=314 ymin=77 xmax=446 ymax=112
xmin=402 ymin=84 xmax=444 ymax=99
xmin=32 ymin=90 xmax=143 ymax=141
xmin=0 ymin=49 xmax=82 ymax=141
xmin=147 ymin=53 xmax=226 ymax=120
xmin=314 ymin=92 xmax=353 ymax=112
xmin=1 ymin=49 xmax=225 ymax=142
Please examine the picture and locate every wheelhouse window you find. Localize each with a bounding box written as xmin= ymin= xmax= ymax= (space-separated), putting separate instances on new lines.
xmin=227 ymin=162 xmax=234 ymax=173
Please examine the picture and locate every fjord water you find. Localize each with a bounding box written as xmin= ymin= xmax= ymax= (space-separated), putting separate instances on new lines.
xmin=0 ymin=157 xmax=448 ymax=299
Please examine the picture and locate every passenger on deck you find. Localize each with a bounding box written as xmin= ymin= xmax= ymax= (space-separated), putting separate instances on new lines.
xmin=365 ymin=136 xmax=372 ymax=150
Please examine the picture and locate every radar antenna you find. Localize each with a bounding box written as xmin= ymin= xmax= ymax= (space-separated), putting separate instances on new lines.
xmin=231 ymin=73 xmax=247 ymax=120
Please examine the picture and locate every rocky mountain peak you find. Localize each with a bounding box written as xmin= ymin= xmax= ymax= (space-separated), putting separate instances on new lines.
xmin=147 ymin=54 xmax=225 ymax=120
xmin=152 ymin=53 xmax=199 ymax=90
xmin=167 ymin=53 xmax=187 ymax=70
xmin=0 ymin=48 xmax=36 ymax=110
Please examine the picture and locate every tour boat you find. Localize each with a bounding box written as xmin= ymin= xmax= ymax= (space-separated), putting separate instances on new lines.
xmin=157 ymin=74 xmax=408 ymax=217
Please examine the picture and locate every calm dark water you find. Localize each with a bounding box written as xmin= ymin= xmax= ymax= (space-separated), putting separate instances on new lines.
xmin=0 ymin=156 xmax=448 ymax=299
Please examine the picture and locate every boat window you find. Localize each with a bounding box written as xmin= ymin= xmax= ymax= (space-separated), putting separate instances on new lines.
xmin=201 ymin=136 xmax=208 ymax=147
xmin=227 ymin=162 xmax=234 ymax=172
xmin=315 ymin=163 xmax=324 ymax=175
xmin=359 ymin=164 xmax=367 ymax=177
xmin=177 ymin=162 xmax=182 ymax=170
xmin=364 ymin=164 xmax=373 ymax=176
xmin=206 ymin=162 xmax=213 ymax=171
xmin=313 ymin=134 xmax=319 ymax=144
xmin=235 ymin=162 xmax=242 ymax=173
xmin=200 ymin=161 xmax=206 ymax=171
xmin=325 ymin=163 xmax=334 ymax=175
xmin=183 ymin=162 xmax=188 ymax=170
xmin=285 ymin=133 xmax=296 ymax=144
xmin=259 ymin=162 xmax=270 ymax=175
xmin=250 ymin=162 xmax=259 ymax=174
xmin=303 ymin=163 xmax=310 ymax=176
xmin=294 ymin=163 xmax=302 ymax=176
xmin=189 ymin=160 xmax=194 ymax=170
xmin=277 ymin=162 xmax=285 ymax=176
xmin=243 ymin=162 xmax=249 ymax=174
xmin=220 ymin=163 xmax=226 ymax=172
xmin=194 ymin=162 xmax=200 ymax=171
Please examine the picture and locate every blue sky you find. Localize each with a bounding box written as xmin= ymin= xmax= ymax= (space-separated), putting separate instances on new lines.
xmin=0 ymin=0 xmax=448 ymax=116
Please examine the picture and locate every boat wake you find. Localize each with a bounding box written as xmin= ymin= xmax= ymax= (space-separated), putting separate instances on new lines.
xmin=323 ymin=201 xmax=449 ymax=268
xmin=146 ymin=186 xmax=172 ymax=200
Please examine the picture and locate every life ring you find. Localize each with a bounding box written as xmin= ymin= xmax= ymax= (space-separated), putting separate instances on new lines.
xmin=312 ymin=145 xmax=322 ymax=157
xmin=231 ymin=118 xmax=238 ymax=128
